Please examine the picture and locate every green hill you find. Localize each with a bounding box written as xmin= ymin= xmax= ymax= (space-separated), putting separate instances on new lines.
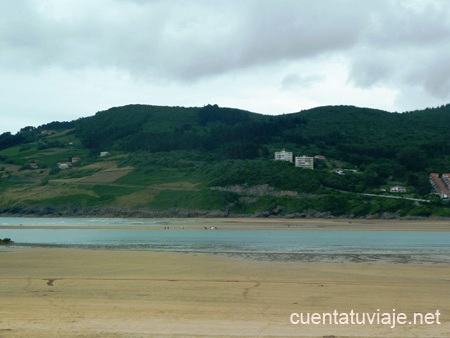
xmin=1 ymin=103 xmax=449 ymax=218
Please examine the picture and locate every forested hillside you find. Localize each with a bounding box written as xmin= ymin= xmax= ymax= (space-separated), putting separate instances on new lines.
xmin=1 ymin=103 xmax=449 ymax=218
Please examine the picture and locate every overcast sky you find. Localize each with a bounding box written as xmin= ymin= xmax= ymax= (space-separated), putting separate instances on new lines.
xmin=2 ymin=0 xmax=450 ymax=134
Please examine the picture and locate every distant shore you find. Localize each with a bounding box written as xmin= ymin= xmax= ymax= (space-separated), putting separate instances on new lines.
xmin=1 ymin=216 xmax=450 ymax=232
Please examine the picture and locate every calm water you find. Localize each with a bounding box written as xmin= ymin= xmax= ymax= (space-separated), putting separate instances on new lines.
xmin=1 ymin=217 xmax=449 ymax=263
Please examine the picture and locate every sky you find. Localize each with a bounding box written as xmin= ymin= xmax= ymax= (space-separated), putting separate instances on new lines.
xmin=1 ymin=0 xmax=450 ymax=134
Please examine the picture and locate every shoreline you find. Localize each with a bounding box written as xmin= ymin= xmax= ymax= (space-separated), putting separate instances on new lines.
xmin=4 ymin=244 xmax=450 ymax=265
xmin=0 ymin=247 xmax=449 ymax=337
xmin=1 ymin=216 xmax=450 ymax=231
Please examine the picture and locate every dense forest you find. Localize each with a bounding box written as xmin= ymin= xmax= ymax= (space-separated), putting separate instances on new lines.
xmin=1 ymin=103 xmax=449 ymax=218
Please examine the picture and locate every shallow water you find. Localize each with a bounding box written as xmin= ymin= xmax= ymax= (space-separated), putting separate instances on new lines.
xmin=1 ymin=217 xmax=449 ymax=264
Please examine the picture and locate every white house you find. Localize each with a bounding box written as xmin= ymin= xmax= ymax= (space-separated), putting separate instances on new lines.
xmin=390 ymin=186 xmax=407 ymax=193
xmin=332 ymin=168 xmax=344 ymax=175
xmin=57 ymin=162 xmax=72 ymax=169
xmin=274 ymin=149 xmax=293 ymax=162
xmin=100 ymin=151 xmax=110 ymax=157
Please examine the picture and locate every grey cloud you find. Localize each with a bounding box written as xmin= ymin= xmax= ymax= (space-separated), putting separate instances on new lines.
xmin=240 ymin=0 xmax=366 ymax=60
xmin=365 ymin=1 xmax=450 ymax=48
xmin=0 ymin=0 xmax=378 ymax=78
xmin=346 ymin=1 xmax=450 ymax=101
xmin=2 ymin=0 xmax=450 ymax=104
xmin=281 ymin=73 xmax=323 ymax=90
xmin=347 ymin=49 xmax=396 ymax=88
xmin=411 ymin=53 xmax=450 ymax=99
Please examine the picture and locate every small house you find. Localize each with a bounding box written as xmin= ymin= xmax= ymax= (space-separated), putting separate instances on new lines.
xmin=57 ymin=162 xmax=72 ymax=169
xmin=332 ymin=168 xmax=344 ymax=175
xmin=390 ymin=186 xmax=407 ymax=193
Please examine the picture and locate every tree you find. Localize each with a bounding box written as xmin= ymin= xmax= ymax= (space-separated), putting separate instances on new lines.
xmin=397 ymin=147 xmax=427 ymax=171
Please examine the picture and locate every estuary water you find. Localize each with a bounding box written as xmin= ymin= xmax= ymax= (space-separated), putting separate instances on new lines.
xmin=1 ymin=217 xmax=449 ymax=264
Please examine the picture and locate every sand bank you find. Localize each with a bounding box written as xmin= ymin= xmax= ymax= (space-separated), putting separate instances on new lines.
xmin=1 ymin=217 xmax=449 ymax=231
xmin=197 ymin=218 xmax=450 ymax=231
xmin=0 ymin=248 xmax=449 ymax=337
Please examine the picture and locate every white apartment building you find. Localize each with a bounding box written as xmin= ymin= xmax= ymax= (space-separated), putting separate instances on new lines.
xmin=295 ymin=156 xmax=314 ymax=170
xmin=274 ymin=149 xmax=293 ymax=162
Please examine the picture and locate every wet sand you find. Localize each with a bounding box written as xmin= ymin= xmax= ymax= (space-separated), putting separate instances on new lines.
xmin=0 ymin=247 xmax=449 ymax=337
xmin=1 ymin=217 xmax=450 ymax=231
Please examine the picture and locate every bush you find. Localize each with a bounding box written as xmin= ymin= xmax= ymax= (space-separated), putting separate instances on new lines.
xmin=48 ymin=167 xmax=61 ymax=175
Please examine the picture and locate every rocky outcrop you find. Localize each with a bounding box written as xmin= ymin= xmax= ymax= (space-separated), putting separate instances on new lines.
xmin=0 ymin=238 xmax=13 ymax=245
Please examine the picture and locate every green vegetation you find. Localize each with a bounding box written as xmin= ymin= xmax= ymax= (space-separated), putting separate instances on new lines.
xmin=0 ymin=103 xmax=449 ymax=218
xmin=150 ymin=189 xmax=237 ymax=211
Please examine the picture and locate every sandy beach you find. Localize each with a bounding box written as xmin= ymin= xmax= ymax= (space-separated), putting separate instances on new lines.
xmin=1 ymin=243 xmax=449 ymax=337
